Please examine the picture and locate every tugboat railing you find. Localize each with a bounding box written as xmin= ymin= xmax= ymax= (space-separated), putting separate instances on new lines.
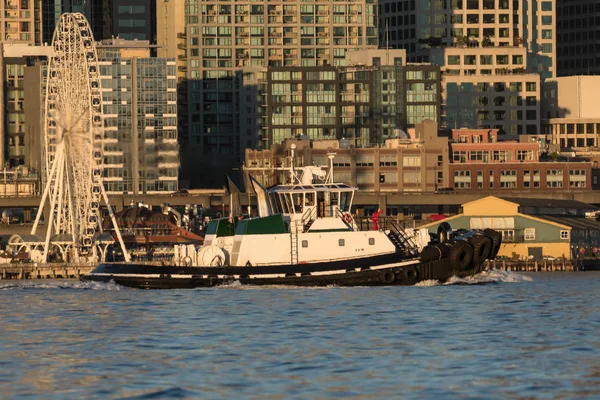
xmin=301 ymin=206 xmax=317 ymax=232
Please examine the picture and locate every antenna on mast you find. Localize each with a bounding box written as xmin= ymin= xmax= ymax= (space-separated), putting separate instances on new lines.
xmin=326 ymin=152 xmax=336 ymax=184
xmin=290 ymin=143 xmax=296 ymax=184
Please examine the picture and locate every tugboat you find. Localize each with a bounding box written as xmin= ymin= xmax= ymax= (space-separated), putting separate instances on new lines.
xmin=81 ymin=148 xmax=501 ymax=289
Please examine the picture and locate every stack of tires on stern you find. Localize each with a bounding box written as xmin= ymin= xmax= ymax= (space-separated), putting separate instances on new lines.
xmin=419 ymin=222 xmax=502 ymax=279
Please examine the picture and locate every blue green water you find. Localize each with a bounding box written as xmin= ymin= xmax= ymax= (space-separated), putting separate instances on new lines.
xmin=1 ymin=271 xmax=599 ymax=399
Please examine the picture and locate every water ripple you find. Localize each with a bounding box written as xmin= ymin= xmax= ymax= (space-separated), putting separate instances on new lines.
xmin=0 ymin=273 xmax=599 ymax=399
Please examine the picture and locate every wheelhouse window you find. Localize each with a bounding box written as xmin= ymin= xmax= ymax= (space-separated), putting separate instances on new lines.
xmin=340 ymin=191 xmax=352 ymax=212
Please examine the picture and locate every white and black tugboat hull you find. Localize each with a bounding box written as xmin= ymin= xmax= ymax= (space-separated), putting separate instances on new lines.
xmin=81 ymin=253 xmax=482 ymax=289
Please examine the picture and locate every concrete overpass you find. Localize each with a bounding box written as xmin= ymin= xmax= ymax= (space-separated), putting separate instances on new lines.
xmin=1 ymin=190 xmax=599 ymax=216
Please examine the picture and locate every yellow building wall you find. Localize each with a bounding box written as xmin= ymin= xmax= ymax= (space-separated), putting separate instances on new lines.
xmin=498 ymin=242 xmax=571 ymax=260
xmin=462 ymin=196 xmax=519 ymax=216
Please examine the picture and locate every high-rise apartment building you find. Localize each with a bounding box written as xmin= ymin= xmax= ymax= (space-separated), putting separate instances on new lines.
xmin=430 ymin=47 xmax=540 ymax=134
xmin=261 ymin=53 xmax=441 ymax=148
xmin=522 ymin=0 xmax=555 ymax=80
xmin=42 ymin=0 xmax=109 ymax=44
xmin=2 ymin=0 xmax=40 ymax=45
xmin=178 ymin=0 xmax=379 ymax=187
xmin=2 ymin=45 xmax=51 ymax=171
xmin=156 ymin=0 xmax=185 ymax=81
xmin=96 ymin=39 xmax=179 ymax=194
xmin=378 ymin=0 xmax=555 ymax=79
xmin=0 ymin=1 xmax=45 ymax=168
xmin=111 ymin=1 xmax=156 ymax=42
xmin=556 ymin=1 xmax=600 ymax=76
xmin=378 ymin=0 xmax=549 ymax=132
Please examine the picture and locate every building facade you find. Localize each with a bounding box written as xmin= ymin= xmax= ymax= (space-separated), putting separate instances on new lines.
xmin=179 ymin=0 xmax=379 ymax=187
xmin=96 ymin=40 xmax=179 ymax=194
xmin=263 ymin=60 xmax=441 ymax=148
xmin=420 ymin=196 xmax=600 ymax=260
xmin=42 ymin=0 xmax=109 ymax=45
xmin=449 ymin=128 xmax=591 ymax=192
xmin=556 ymin=1 xmax=600 ymax=77
xmin=245 ymin=120 xmax=450 ymax=193
xmin=429 ymin=47 xmax=541 ymax=133
xmin=1 ymin=46 xmax=51 ymax=171
xmin=378 ymin=0 xmax=555 ymax=80
xmin=156 ymin=0 xmax=186 ymax=81
xmin=2 ymin=0 xmax=41 ymax=45
xmin=542 ymin=75 xmax=600 ymax=149
xmin=111 ymin=0 xmax=156 ymax=42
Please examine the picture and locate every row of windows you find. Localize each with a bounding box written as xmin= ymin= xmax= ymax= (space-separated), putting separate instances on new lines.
xmin=447 ymin=54 xmax=525 ymax=66
xmin=447 ymin=82 xmax=537 ymax=92
xmin=452 ymin=150 xmax=535 ymax=163
xmin=453 ymin=170 xmax=587 ymax=189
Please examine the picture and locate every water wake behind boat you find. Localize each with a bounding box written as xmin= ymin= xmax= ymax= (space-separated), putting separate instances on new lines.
xmin=0 ymin=280 xmax=126 ymax=291
xmin=415 ymin=269 xmax=533 ymax=286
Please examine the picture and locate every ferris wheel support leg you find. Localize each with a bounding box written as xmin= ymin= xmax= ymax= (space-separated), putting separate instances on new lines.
xmin=55 ymin=160 xmax=66 ymax=235
xmin=99 ymin=183 xmax=130 ymax=262
xmin=31 ymin=146 xmax=62 ymax=235
xmin=65 ymin=167 xmax=78 ymax=263
xmin=42 ymin=149 xmax=65 ymax=262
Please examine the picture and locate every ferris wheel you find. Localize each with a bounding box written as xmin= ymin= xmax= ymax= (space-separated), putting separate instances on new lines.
xmin=31 ymin=13 xmax=129 ymax=262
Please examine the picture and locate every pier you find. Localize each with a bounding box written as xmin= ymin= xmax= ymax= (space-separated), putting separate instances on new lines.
xmin=0 ymin=263 xmax=95 ymax=280
xmin=486 ymin=260 xmax=583 ymax=272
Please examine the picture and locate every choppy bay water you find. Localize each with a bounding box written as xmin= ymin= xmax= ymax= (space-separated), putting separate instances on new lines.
xmin=1 ymin=271 xmax=599 ymax=399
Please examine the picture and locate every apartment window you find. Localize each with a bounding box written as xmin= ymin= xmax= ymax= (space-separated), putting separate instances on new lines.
xmin=480 ymin=55 xmax=492 ymax=65
xmin=448 ymin=55 xmax=460 ymax=65
xmin=453 ymin=151 xmax=467 ymax=163
xmin=381 ymin=172 xmax=398 ymax=183
xmin=454 ymin=170 xmax=471 ymax=189
xmin=477 ymin=170 xmax=483 ymax=189
xmin=547 ymin=181 xmax=563 ymax=188
xmin=517 ymin=150 xmax=534 ymax=161
xmin=541 ymin=44 xmax=552 ymax=53
xmin=403 ymin=171 xmax=420 ymax=184
xmin=379 ymin=155 xmax=398 ymax=167
xmin=524 ymin=228 xmax=535 ymax=241
xmin=403 ymin=156 xmax=421 ymax=167
xmin=356 ymin=154 xmax=374 ymax=167
xmin=560 ymin=230 xmax=569 ymax=240
xmin=357 ymin=172 xmax=374 ymax=185
xmin=469 ymin=150 xmax=488 ymax=162
xmin=467 ymin=1 xmax=479 ymax=10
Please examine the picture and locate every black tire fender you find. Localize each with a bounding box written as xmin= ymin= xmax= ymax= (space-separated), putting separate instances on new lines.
xmin=379 ymin=270 xmax=395 ymax=284
xmin=483 ymin=228 xmax=503 ymax=259
xmin=470 ymin=235 xmax=493 ymax=265
xmin=403 ymin=266 xmax=419 ymax=283
xmin=449 ymin=241 xmax=474 ymax=270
